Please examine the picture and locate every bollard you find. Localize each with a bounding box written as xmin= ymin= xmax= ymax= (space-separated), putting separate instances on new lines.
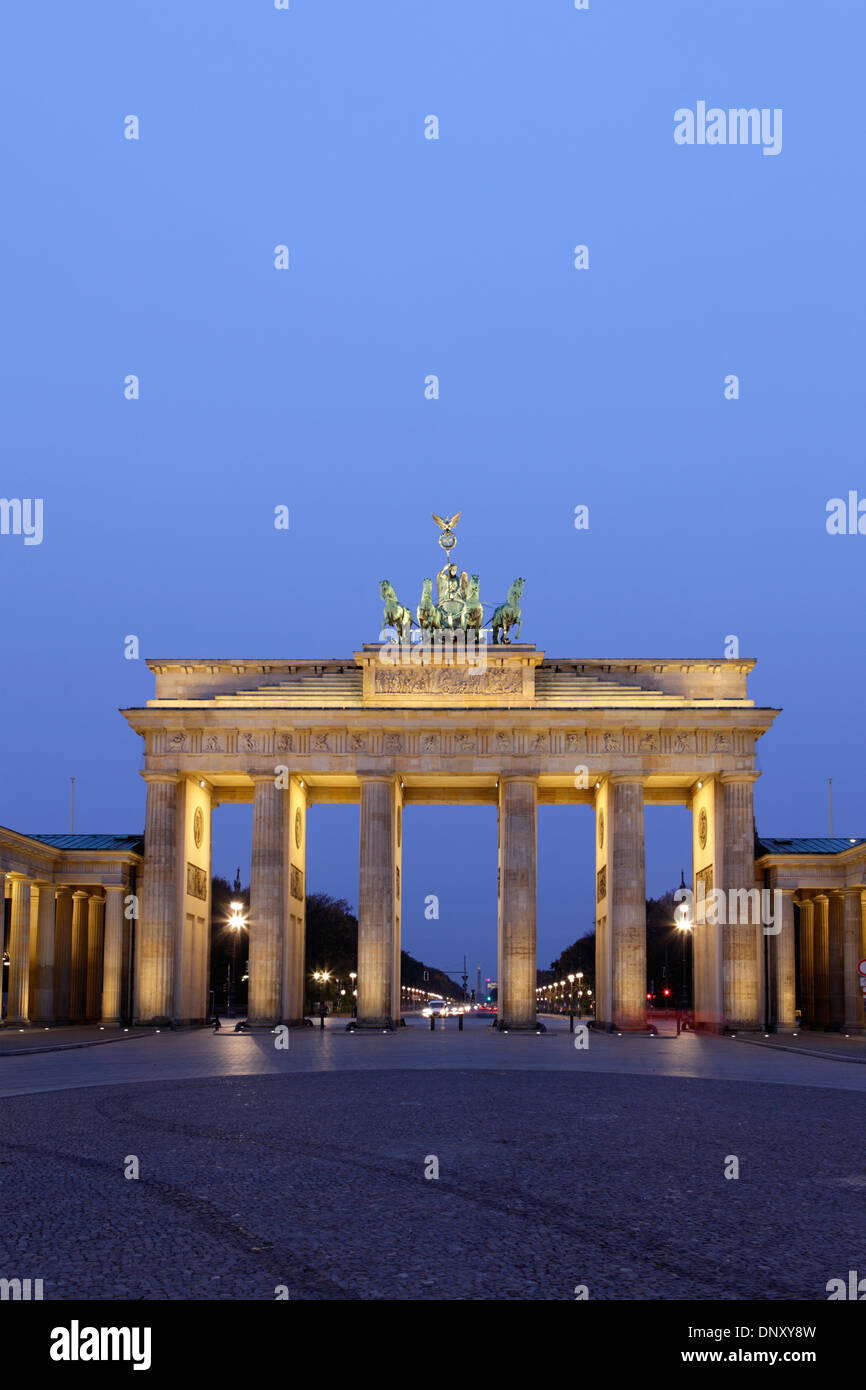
xmin=569 ymin=1012 xmax=574 ymax=1033
xmin=458 ymin=1012 xmax=463 ymax=1031
xmin=320 ymin=1008 xmax=325 ymax=1030
xmin=430 ymin=1013 xmax=435 ymax=1031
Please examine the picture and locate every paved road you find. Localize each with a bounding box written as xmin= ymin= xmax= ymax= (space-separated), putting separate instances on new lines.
xmin=1 ymin=1016 xmax=865 ymax=1097
xmin=1 ymin=1020 xmax=864 ymax=1300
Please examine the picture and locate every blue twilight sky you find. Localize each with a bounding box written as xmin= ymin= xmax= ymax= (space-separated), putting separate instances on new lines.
xmin=1 ymin=1 xmax=864 ymax=988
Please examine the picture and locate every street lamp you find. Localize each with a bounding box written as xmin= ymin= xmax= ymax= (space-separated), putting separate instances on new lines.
xmin=675 ymin=870 xmax=693 ymax=1015
xmin=228 ymin=901 xmax=246 ymax=1016
xmin=312 ymin=970 xmax=331 ymax=1028
xmin=575 ymin=971 xmax=584 ymax=1021
xmin=349 ymin=970 xmax=357 ymax=1017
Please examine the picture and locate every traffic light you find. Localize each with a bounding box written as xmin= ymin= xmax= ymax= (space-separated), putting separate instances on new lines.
xmin=663 ymin=988 xmax=671 ymax=997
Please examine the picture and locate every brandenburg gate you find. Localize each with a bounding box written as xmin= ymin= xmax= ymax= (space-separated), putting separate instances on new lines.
xmin=123 ymin=635 xmax=779 ymax=1032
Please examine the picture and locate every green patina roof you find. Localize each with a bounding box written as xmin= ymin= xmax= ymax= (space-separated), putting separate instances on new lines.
xmin=27 ymin=833 xmax=144 ymax=853
xmin=757 ymin=836 xmax=866 ymax=856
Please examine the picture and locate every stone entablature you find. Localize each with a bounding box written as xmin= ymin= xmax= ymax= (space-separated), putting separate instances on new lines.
xmin=126 ymin=649 xmax=777 ymax=797
xmin=0 ymin=826 xmax=142 ymax=888
xmin=757 ymin=845 xmax=866 ymax=892
xmin=142 ymin=648 xmax=759 ymax=708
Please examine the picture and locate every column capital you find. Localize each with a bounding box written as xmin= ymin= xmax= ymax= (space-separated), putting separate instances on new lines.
xmin=718 ymin=771 xmax=761 ymax=785
xmin=6 ymin=871 xmax=30 ymax=883
xmin=30 ymin=879 xmax=55 ymax=891
xmin=499 ymin=773 xmax=539 ymax=786
xmin=609 ymin=773 xmax=648 ymax=787
xmin=103 ymin=883 xmax=127 ymax=896
xmin=71 ymin=889 xmax=89 ymax=901
xmin=249 ymin=772 xmax=283 ymax=786
xmin=140 ymin=771 xmax=179 ymax=785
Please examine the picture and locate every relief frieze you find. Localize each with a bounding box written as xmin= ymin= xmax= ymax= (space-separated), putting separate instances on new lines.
xmin=374 ymin=667 xmax=522 ymax=695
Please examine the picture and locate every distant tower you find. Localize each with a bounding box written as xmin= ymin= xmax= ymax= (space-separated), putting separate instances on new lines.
xmin=477 ymin=963 xmax=481 ymax=997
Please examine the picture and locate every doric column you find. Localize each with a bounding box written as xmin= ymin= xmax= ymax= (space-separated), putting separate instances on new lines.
xmin=101 ymin=887 xmax=126 ymax=1026
xmin=842 ymin=890 xmax=865 ymax=1032
xmin=30 ymin=882 xmax=57 ymax=1024
xmin=812 ymin=894 xmax=830 ymax=1028
xmin=135 ymin=773 xmax=179 ymax=1024
xmin=247 ymin=775 xmax=284 ymax=1026
xmin=356 ymin=776 xmax=398 ymax=1029
xmin=828 ymin=892 xmax=845 ymax=1030
xmin=282 ymin=775 xmax=309 ymax=1025
xmin=70 ymin=891 xmax=89 ymax=1021
xmin=720 ymin=773 xmax=760 ymax=1029
xmin=798 ymin=896 xmax=815 ymax=1026
xmin=85 ymin=893 xmax=105 ymax=1022
xmin=7 ymin=875 xmax=32 ymax=1024
xmin=497 ymin=776 xmax=538 ymax=1030
xmin=53 ymin=889 xmax=73 ymax=1022
xmin=609 ymin=776 xmax=647 ymax=1030
xmin=772 ymin=888 xmax=797 ymax=1032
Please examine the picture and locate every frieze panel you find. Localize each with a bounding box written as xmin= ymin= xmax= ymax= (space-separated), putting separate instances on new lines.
xmin=596 ymin=866 xmax=607 ymax=902
xmin=374 ymin=667 xmax=522 ymax=696
xmin=290 ymin=865 xmax=305 ymax=900
xmin=696 ymin=864 xmax=713 ymax=897
xmin=186 ymin=862 xmax=208 ymax=901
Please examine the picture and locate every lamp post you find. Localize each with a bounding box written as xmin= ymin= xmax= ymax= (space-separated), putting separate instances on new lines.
xmin=674 ymin=870 xmax=693 ymax=1029
xmin=567 ymin=973 xmax=576 ymax=1032
xmin=575 ymin=971 xmax=584 ymax=1021
xmin=349 ymin=971 xmax=357 ymax=1017
xmin=228 ymin=901 xmax=246 ymax=1017
xmin=313 ymin=970 xmax=331 ymax=1028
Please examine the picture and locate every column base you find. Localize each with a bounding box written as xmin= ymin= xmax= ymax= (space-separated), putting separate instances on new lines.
xmin=496 ymin=1020 xmax=546 ymax=1033
xmin=345 ymin=1019 xmax=395 ymax=1032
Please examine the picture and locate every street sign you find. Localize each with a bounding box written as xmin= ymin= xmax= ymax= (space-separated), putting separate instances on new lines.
xmin=858 ymin=958 xmax=866 ymax=975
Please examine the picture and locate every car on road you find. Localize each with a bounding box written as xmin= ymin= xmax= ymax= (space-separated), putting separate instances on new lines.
xmin=421 ymin=999 xmax=450 ymax=1018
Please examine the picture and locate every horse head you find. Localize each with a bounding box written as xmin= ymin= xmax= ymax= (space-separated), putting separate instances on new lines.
xmin=380 ymin=580 xmax=394 ymax=600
